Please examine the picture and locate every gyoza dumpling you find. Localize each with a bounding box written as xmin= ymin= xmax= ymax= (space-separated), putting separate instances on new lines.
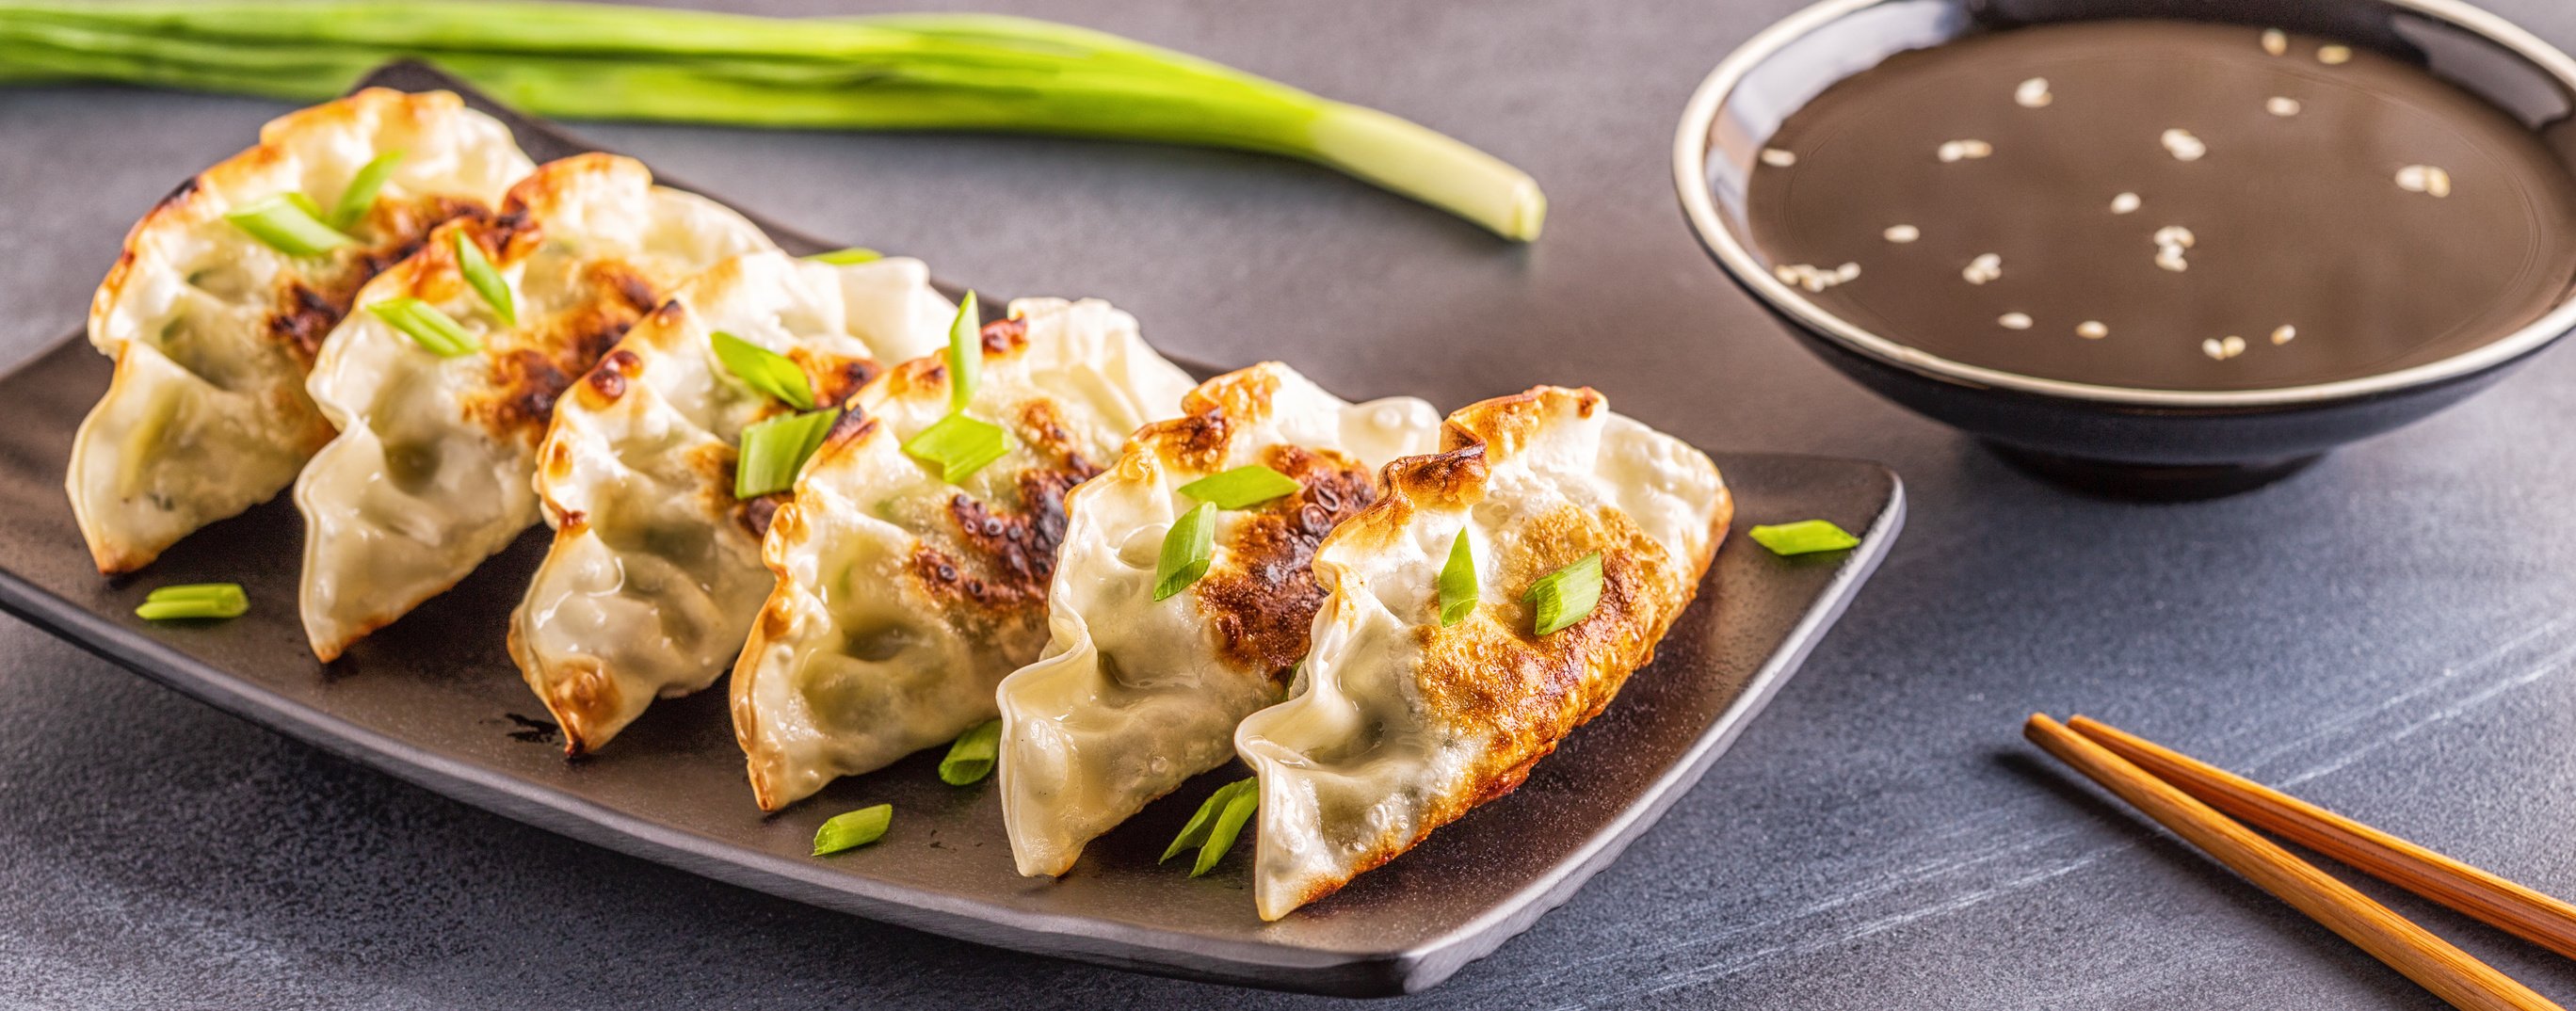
xmin=67 ymin=88 xmax=532 ymax=573
xmin=996 ymin=362 xmax=1439 ymax=877
xmin=510 ymin=249 xmax=953 ymax=753
xmin=296 ymin=152 xmax=775 ymax=661
xmin=1233 ymin=385 xmax=1731 ymax=920
xmin=733 ymin=297 xmax=1195 ymax=810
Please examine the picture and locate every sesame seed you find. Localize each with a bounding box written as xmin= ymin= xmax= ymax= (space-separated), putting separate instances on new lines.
xmin=2156 ymin=247 xmax=2191 ymax=273
xmin=2077 ymin=321 xmax=2109 ymax=340
xmin=2015 ymin=77 xmax=2053 ymax=108
xmin=2266 ymin=96 xmax=2302 ymax=117
xmin=2202 ymin=336 xmax=2247 ymax=361
xmin=1883 ymin=224 xmax=1921 ymax=244
xmin=2110 ymin=192 xmax=2142 ymax=215
xmin=1760 ymin=148 xmax=1797 ymax=168
xmin=2152 ymin=225 xmax=2197 ymax=249
xmin=1776 ymin=263 xmax=1859 ymax=293
xmin=2272 ymin=325 xmax=2297 ymax=345
xmin=1962 ymin=252 xmax=2003 ymax=285
xmin=2160 ymin=128 xmax=2208 ymax=162
xmin=2224 ymin=335 xmax=2247 ymax=357
xmin=1999 ymin=313 xmax=2033 ymax=329
xmin=2318 ymin=44 xmax=2353 ymax=65
xmin=1937 ymin=139 xmax=1994 ymax=163
xmin=2395 ymin=164 xmax=2453 ymax=198
xmin=1774 ymin=265 xmax=1798 ymax=284
xmin=1836 ymin=262 xmax=1861 ymax=281
xmin=2262 ymin=28 xmax=2288 ymax=56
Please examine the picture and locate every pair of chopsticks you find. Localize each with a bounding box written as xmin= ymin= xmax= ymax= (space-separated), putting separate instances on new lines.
xmin=2026 ymin=714 xmax=2575 ymax=1011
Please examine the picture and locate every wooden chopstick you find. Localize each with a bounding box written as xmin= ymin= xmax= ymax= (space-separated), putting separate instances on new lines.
xmin=2069 ymin=714 xmax=2576 ymax=963
xmin=2024 ymin=714 xmax=2564 ymax=1011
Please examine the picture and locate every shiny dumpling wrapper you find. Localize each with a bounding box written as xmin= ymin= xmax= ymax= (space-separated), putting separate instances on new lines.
xmin=67 ymin=88 xmax=533 ymax=573
xmin=510 ymin=249 xmax=954 ymax=754
xmin=996 ymin=361 xmax=1440 ymax=877
xmin=733 ymin=297 xmax=1196 ymax=810
xmin=1233 ymin=386 xmax=1731 ymax=921
xmin=296 ymin=152 xmax=776 ymax=662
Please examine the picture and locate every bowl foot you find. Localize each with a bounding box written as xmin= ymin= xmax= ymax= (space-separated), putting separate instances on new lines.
xmin=1985 ymin=443 xmax=2323 ymax=501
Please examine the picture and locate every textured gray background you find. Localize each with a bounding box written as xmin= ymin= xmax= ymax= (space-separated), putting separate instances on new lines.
xmin=8 ymin=1 xmax=2576 ymax=1007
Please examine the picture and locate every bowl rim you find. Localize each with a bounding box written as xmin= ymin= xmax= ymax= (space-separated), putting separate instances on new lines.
xmin=1672 ymin=0 xmax=2576 ymax=409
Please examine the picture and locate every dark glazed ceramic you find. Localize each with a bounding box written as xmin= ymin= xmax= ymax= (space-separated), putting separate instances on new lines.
xmin=0 ymin=64 xmax=1906 ymax=996
xmin=1675 ymin=0 xmax=2576 ymax=499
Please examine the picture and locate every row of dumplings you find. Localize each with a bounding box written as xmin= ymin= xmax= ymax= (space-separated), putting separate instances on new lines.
xmin=69 ymin=89 xmax=1733 ymax=920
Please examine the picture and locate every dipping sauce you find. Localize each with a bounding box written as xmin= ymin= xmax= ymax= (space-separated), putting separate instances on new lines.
xmin=1745 ymin=21 xmax=2576 ymax=391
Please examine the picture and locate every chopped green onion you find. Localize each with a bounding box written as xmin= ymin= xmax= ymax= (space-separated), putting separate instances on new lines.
xmin=1193 ymin=778 xmax=1261 ymax=877
xmin=452 ymin=231 xmax=515 ymax=327
xmin=329 ymin=149 xmax=403 ymax=231
xmin=135 ymin=583 xmax=249 ymax=621
xmin=1437 ymin=532 xmax=1477 ymax=627
xmin=1747 ymin=520 xmax=1860 ymax=556
xmin=224 ymin=193 xmax=354 ymax=258
xmin=1179 ymin=464 xmax=1301 ymax=509
xmin=937 ymin=718 xmax=1002 ymax=786
xmin=1153 ymin=502 xmax=1216 ymax=601
xmin=710 ymin=331 xmax=815 ymax=409
xmin=900 ymin=412 xmax=1009 ymax=486
xmin=366 ymin=297 xmax=479 ymax=357
xmin=734 ymin=409 xmax=839 ymax=499
xmin=1523 ymin=552 xmax=1602 ymax=636
xmin=806 ymin=247 xmax=883 ymax=265
xmin=945 ymin=290 xmax=981 ymax=412
xmin=812 ymin=803 xmax=893 ymax=855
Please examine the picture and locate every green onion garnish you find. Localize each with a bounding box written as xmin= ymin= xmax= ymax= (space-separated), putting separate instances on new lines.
xmin=812 ymin=803 xmax=893 ymax=855
xmin=1153 ymin=501 xmax=1216 ymax=602
xmin=329 ymin=149 xmax=403 ymax=231
xmin=1523 ymin=552 xmax=1602 ymax=636
xmin=1437 ymin=532 xmax=1477 ymax=627
xmin=1179 ymin=464 xmax=1301 ymax=510
xmin=945 ymin=290 xmax=981 ymax=412
xmin=452 ymin=231 xmax=515 ymax=327
xmin=366 ymin=297 xmax=479 ymax=357
xmin=937 ymin=718 xmax=1002 ymax=786
xmin=134 ymin=583 xmax=249 ymax=621
xmin=1747 ymin=520 xmax=1860 ymax=556
xmin=710 ymin=331 xmax=815 ymax=409
xmin=900 ymin=412 xmax=1009 ymax=486
xmin=224 ymin=193 xmax=354 ymax=258
xmin=806 ymin=247 xmax=884 ymax=265
xmin=1161 ymin=777 xmax=1260 ymax=877
xmin=734 ymin=409 xmax=839 ymax=499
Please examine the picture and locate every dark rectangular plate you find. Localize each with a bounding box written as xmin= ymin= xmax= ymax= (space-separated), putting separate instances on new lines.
xmin=0 ymin=63 xmax=1905 ymax=997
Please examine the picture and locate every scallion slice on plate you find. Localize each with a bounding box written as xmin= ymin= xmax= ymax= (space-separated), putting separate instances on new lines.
xmin=1437 ymin=532 xmax=1477 ymax=626
xmin=452 ymin=230 xmax=516 ymax=327
xmin=945 ymin=290 xmax=981 ymax=412
xmin=805 ymin=247 xmax=883 ymax=265
xmin=1161 ymin=776 xmax=1260 ymax=875
xmin=225 ymin=193 xmax=355 ymax=257
xmin=1153 ymin=501 xmax=1216 ymax=601
xmin=366 ymin=297 xmax=479 ymax=357
xmin=900 ymin=412 xmax=1009 ymax=486
xmin=1179 ymin=464 xmax=1301 ymax=509
xmin=710 ymin=331 xmax=815 ymax=409
xmin=1747 ymin=520 xmax=1860 ymax=556
xmin=134 ymin=583 xmax=249 ymax=621
xmin=329 ymin=149 xmax=403 ymax=231
xmin=1523 ymin=552 xmax=1602 ymax=636
xmin=937 ymin=718 xmax=1002 ymax=786
xmin=735 ymin=409 xmax=839 ymax=499
xmin=812 ymin=803 xmax=893 ymax=855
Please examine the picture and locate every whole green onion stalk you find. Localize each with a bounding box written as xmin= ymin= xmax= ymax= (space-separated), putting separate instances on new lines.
xmin=0 ymin=1 xmax=1545 ymax=240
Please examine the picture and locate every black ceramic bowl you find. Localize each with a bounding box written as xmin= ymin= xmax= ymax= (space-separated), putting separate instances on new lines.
xmin=1675 ymin=0 xmax=2576 ymax=498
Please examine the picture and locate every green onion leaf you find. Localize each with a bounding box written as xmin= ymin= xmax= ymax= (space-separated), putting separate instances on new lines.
xmin=1154 ymin=501 xmax=1216 ymax=601
xmin=1747 ymin=520 xmax=1860 ymax=556
xmin=735 ymin=409 xmax=840 ymax=499
xmin=1438 ymin=532 xmax=1477 ymax=627
xmin=1191 ymin=777 xmax=1261 ymax=877
xmin=806 ymin=247 xmax=884 ymax=265
xmin=366 ymin=297 xmax=479 ymax=357
xmin=900 ymin=412 xmax=1009 ymax=486
xmin=329 ymin=149 xmax=403 ymax=231
xmin=1162 ymin=777 xmax=1255 ymax=863
xmin=1179 ymin=464 xmax=1302 ymax=509
xmin=135 ymin=583 xmax=249 ymax=621
xmin=225 ymin=193 xmax=354 ymax=258
xmin=710 ymin=331 xmax=815 ymax=409
xmin=946 ymin=290 xmax=981 ymax=412
xmin=1522 ymin=552 xmax=1603 ymax=636
xmin=937 ymin=718 xmax=1002 ymax=786
xmin=452 ymin=231 xmax=516 ymax=327
xmin=812 ymin=803 xmax=893 ymax=855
